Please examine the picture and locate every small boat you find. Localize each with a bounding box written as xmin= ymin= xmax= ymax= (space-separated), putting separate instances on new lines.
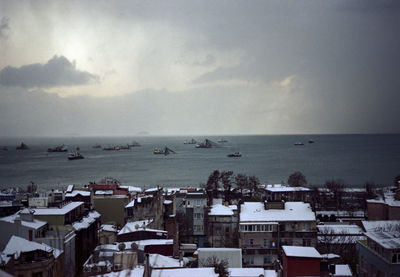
xmin=184 ymin=139 xmax=197 ymax=144
xmin=128 ymin=141 xmax=141 ymax=147
xmin=227 ymin=152 xmax=241 ymax=157
xmin=119 ymin=145 xmax=131 ymax=150
xmin=308 ymin=140 xmax=315 ymax=144
xmin=1 ymin=146 xmax=8 ymax=151
xmin=294 ymin=142 xmax=304 ymax=146
xmin=68 ymin=152 xmax=84 ymax=160
xmin=47 ymin=145 xmax=68 ymax=152
xmin=16 ymin=142 xmax=29 ymax=150
xmin=153 ymin=146 xmax=176 ymax=155
xmin=218 ymin=138 xmax=228 ymax=143
xmin=92 ymin=144 xmax=102 ymax=149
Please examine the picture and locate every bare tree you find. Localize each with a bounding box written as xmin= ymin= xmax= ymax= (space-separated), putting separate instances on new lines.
xmin=287 ymin=171 xmax=307 ymax=187
xmin=200 ymin=256 xmax=230 ymax=277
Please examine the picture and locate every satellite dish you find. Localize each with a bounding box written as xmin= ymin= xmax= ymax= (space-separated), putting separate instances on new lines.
xmin=118 ymin=243 xmax=126 ymax=251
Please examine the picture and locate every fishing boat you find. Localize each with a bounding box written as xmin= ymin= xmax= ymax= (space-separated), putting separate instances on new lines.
xmin=227 ymin=152 xmax=241 ymax=157
xmin=68 ymin=152 xmax=84 ymax=160
xmin=47 ymin=145 xmax=68 ymax=152
xmin=153 ymin=146 xmax=176 ymax=155
xmin=16 ymin=142 xmax=29 ymax=150
xmin=184 ymin=139 xmax=197 ymax=144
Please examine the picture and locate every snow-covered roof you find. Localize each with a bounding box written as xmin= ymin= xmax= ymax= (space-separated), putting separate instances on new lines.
xmin=317 ymin=224 xmax=364 ymax=235
xmin=264 ymin=185 xmax=310 ymax=192
xmin=264 ymin=270 xmax=278 ymax=277
xmin=0 ymin=201 xmax=13 ymax=207
xmin=0 ymin=212 xmax=47 ymax=230
xmin=282 ymin=246 xmax=322 ymax=259
xmin=367 ymin=191 xmax=400 ymax=207
xmin=321 ymin=253 xmax=341 ymax=259
xmin=334 ymin=264 xmax=353 ymax=276
xmin=73 ymin=211 xmax=100 ymax=231
xmin=133 ymin=239 xmax=173 ymax=251
xmin=95 ymin=267 xmax=144 ymax=277
xmin=31 ymin=201 xmax=84 ymax=215
xmin=120 ymin=185 xmax=142 ymax=193
xmin=316 ymin=210 xmax=365 ymax=217
xmin=3 ymin=235 xmax=62 ymax=259
xmin=0 ymin=253 xmax=11 ymax=266
xmin=240 ymin=202 xmax=315 ymax=222
xmin=101 ymin=224 xmax=118 ymax=233
xmin=151 ymin=268 xmax=218 ymax=277
xmin=95 ymin=190 xmax=113 ymax=195
xmin=209 ymin=204 xmax=236 ymax=216
xmin=229 ymin=268 xmax=264 ymax=277
xmin=66 ymin=185 xmax=74 ymax=193
xmin=118 ymin=219 xmax=154 ymax=235
xmin=145 ymin=187 xmax=159 ymax=193
xmin=149 ymin=253 xmax=185 ymax=268
xmin=164 ymin=200 xmax=172 ymax=205
xmin=125 ymin=199 xmax=135 ymax=208
xmin=65 ymin=190 xmax=91 ymax=197
xmin=362 ymin=220 xmax=400 ymax=232
xmin=365 ymin=231 xmax=400 ymax=249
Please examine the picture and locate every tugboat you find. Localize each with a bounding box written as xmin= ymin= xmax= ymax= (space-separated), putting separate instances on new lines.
xmin=227 ymin=152 xmax=241 ymax=157
xmin=16 ymin=142 xmax=29 ymax=150
xmin=47 ymin=144 xmax=68 ymax=152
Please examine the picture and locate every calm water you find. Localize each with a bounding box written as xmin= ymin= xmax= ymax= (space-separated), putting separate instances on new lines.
xmin=0 ymin=134 xmax=399 ymax=190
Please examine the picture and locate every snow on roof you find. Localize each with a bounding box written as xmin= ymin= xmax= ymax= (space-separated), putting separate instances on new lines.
xmin=316 ymin=210 xmax=365 ymax=217
xmin=3 ymin=235 xmax=62 ymax=259
xmin=101 ymin=224 xmax=118 ymax=233
xmin=120 ymin=185 xmax=142 ymax=193
xmin=265 ymin=185 xmax=310 ymax=192
xmin=0 ymin=201 xmax=13 ymax=207
xmin=0 ymin=253 xmax=11 ymax=266
xmin=31 ymin=201 xmax=84 ymax=215
xmin=317 ymin=224 xmax=364 ymax=235
xmin=151 ymin=267 xmax=218 ymax=277
xmin=133 ymin=239 xmax=173 ymax=251
xmin=321 ymin=253 xmax=341 ymax=259
xmin=65 ymin=190 xmax=91 ymax=197
xmin=229 ymin=268 xmax=264 ymax=277
xmin=149 ymin=253 xmax=185 ymax=268
xmin=240 ymin=202 xmax=315 ymax=222
xmin=209 ymin=204 xmax=235 ymax=216
xmin=365 ymin=231 xmax=400 ymax=249
xmin=125 ymin=199 xmax=135 ymax=208
xmin=73 ymin=211 xmax=100 ymax=231
xmin=145 ymin=187 xmax=159 ymax=193
xmin=282 ymin=246 xmax=322 ymax=259
xmin=66 ymin=185 xmax=74 ymax=193
xmin=0 ymin=212 xmax=47 ymax=230
xmin=95 ymin=190 xmax=113 ymax=195
xmin=96 ymin=267 xmax=144 ymax=277
xmin=334 ymin=264 xmax=353 ymax=276
xmin=118 ymin=219 xmax=154 ymax=235
xmin=164 ymin=200 xmax=172 ymax=205
xmin=367 ymin=191 xmax=400 ymax=207
xmin=264 ymin=270 xmax=278 ymax=277
xmin=362 ymin=220 xmax=400 ymax=232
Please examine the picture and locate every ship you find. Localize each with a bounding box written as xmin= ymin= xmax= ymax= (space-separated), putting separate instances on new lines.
xmin=119 ymin=145 xmax=131 ymax=150
xmin=184 ymin=139 xmax=197 ymax=144
xmin=294 ymin=142 xmax=304 ymax=146
xmin=227 ymin=152 xmax=242 ymax=157
xmin=103 ymin=146 xmax=121 ymax=151
xmin=68 ymin=152 xmax=84 ymax=160
xmin=218 ymin=138 xmax=228 ymax=143
xmin=47 ymin=144 xmax=68 ymax=152
xmin=16 ymin=142 xmax=29 ymax=150
xmin=153 ymin=146 xmax=176 ymax=155
xmin=92 ymin=144 xmax=102 ymax=149
xmin=128 ymin=141 xmax=141 ymax=147
xmin=195 ymin=139 xmax=218 ymax=148
xmin=308 ymin=140 xmax=315 ymax=144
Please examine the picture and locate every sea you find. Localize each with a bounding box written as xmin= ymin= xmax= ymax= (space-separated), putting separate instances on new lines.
xmin=0 ymin=134 xmax=399 ymax=190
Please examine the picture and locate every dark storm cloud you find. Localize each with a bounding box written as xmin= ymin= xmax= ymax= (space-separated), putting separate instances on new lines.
xmin=0 ymin=16 xmax=10 ymax=39
xmin=0 ymin=56 xmax=98 ymax=88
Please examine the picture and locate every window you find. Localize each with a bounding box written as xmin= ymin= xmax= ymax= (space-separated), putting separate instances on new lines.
xmin=245 ymin=255 xmax=254 ymax=265
xmin=249 ymin=239 xmax=254 ymax=245
xmin=264 ymin=239 xmax=269 ymax=247
xmin=225 ymin=227 xmax=230 ymax=233
xmin=303 ymin=239 xmax=311 ymax=246
xmin=194 ymin=213 xmax=202 ymax=219
xmin=392 ymin=252 xmax=400 ymax=264
xmin=264 ymin=255 xmax=271 ymax=264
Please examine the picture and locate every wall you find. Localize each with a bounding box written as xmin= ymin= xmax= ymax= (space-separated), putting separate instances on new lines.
xmin=282 ymin=255 xmax=320 ymax=277
xmin=94 ymin=196 xmax=129 ymax=227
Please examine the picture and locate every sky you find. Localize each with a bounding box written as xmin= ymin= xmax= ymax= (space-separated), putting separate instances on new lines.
xmin=0 ymin=0 xmax=399 ymax=137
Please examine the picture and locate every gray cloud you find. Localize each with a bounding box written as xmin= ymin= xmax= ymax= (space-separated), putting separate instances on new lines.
xmin=0 ymin=55 xmax=98 ymax=88
xmin=0 ymin=16 xmax=10 ymax=39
